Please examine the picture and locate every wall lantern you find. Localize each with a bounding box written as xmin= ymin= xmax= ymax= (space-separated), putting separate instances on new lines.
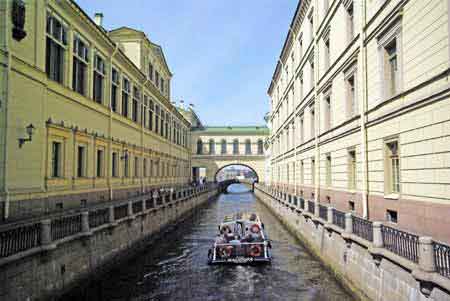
xmin=120 ymin=149 xmax=129 ymax=160
xmin=18 ymin=123 xmax=35 ymax=148
xmin=11 ymin=0 xmax=27 ymax=41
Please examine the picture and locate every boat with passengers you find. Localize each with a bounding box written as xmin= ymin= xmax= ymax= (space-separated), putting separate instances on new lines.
xmin=207 ymin=212 xmax=272 ymax=264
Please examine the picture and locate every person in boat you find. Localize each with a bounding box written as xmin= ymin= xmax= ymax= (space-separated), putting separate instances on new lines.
xmin=215 ymin=234 xmax=225 ymax=244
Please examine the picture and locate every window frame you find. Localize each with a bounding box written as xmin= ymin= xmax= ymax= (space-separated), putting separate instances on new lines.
xmin=45 ymin=11 xmax=67 ymax=84
xmin=72 ymin=33 xmax=90 ymax=96
xmin=378 ymin=19 xmax=403 ymax=101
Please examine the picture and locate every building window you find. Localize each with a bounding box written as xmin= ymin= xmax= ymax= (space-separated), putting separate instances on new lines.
xmin=257 ymin=140 xmax=264 ymax=154
xmin=132 ymin=86 xmax=140 ymax=123
xmin=324 ymin=39 xmax=330 ymax=71
xmin=72 ymin=35 xmax=89 ymax=95
xmin=161 ymin=78 xmax=165 ymax=93
xmin=155 ymin=105 xmax=160 ymax=134
xmin=46 ymin=13 xmax=67 ymax=83
xmin=311 ymin=157 xmax=315 ymax=185
xmin=160 ymin=111 xmax=165 ymax=137
xmin=386 ymin=209 xmax=398 ymax=223
xmin=221 ymin=139 xmax=227 ymax=154
xmin=324 ymin=95 xmax=331 ymax=131
xmin=124 ymin=155 xmax=129 ymax=178
xmin=143 ymin=95 xmax=148 ymax=128
xmin=93 ymin=54 xmax=105 ymax=103
xmin=112 ymin=152 xmax=118 ymax=177
xmin=122 ymin=78 xmax=130 ymax=118
xmin=245 ymin=139 xmax=252 ymax=154
xmin=308 ymin=11 xmax=314 ymax=43
xmin=143 ymin=158 xmax=148 ymax=177
xmin=209 ymin=139 xmax=215 ymax=155
xmin=300 ymin=115 xmax=304 ymax=144
xmin=111 ymin=68 xmax=119 ymax=112
xmin=155 ymin=71 xmax=160 ymax=89
xmin=51 ymin=141 xmax=62 ymax=178
xmin=310 ymin=105 xmax=315 ymax=138
xmin=300 ymin=160 xmax=304 ymax=184
xmin=77 ymin=145 xmax=86 ymax=178
xmin=96 ymin=149 xmax=104 ymax=177
xmin=310 ymin=61 xmax=315 ymax=90
xmin=148 ymin=63 xmax=153 ymax=81
xmin=233 ymin=139 xmax=239 ymax=154
xmin=346 ymin=73 xmax=356 ymax=117
xmin=346 ymin=1 xmax=354 ymax=43
xmin=326 ymin=153 xmax=332 ymax=187
xmin=197 ymin=139 xmax=203 ymax=155
xmin=385 ymin=140 xmax=400 ymax=194
xmin=385 ymin=39 xmax=398 ymax=97
xmin=134 ymin=157 xmax=139 ymax=178
xmin=348 ymin=201 xmax=355 ymax=212
xmin=348 ymin=149 xmax=356 ymax=190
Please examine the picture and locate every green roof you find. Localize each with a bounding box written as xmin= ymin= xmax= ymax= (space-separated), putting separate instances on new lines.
xmin=192 ymin=126 xmax=269 ymax=135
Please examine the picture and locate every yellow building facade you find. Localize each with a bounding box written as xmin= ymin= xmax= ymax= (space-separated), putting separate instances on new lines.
xmin=268 ymin=0 xmax=450 ymax=242
xmin=0 ymin=0 xmax=191 ymax=220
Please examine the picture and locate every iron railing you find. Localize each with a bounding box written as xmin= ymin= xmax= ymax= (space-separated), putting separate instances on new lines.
xmin=114 ymin=204 xmax=128 ymax=220
xmin=332 ymin=210 xmax=345 ymax=229
xmin=132 ymin=200 xmax=143 ymax=214
xmin=88 ymin=208 xmax=109 ymax=228
xmin=307 ymin=201 xmax=315 ymax=214
xmin=319 ymin=204 xmax=328 ymax=220
xmin=51 ymin=214 xmax=82 ymax=241
xmin=352 ymin=216 xmax=373 ymax=242
xmin=381 ymin=225 xmax=419 ymax=263
xmin=145 ymin=198 xmax=154 ymax=209
xmin=0 ymin=222 xmax=41 ymax=257
xmin=434 ymin=241 xmax=450 ymax=279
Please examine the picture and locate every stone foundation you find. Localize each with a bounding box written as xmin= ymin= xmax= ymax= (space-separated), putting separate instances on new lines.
xmin=0 ymin=189 xmax=217 ymax=300
xmin=255 ymin=187 xmax=450 ymax=301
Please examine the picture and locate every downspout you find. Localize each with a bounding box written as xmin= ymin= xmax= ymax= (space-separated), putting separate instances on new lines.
xmin=359 ymin=0 xmax=369 ymax=218
xmin=1 ymin=0 xmax=11 ymax=220
xmin=108 ymin=45 xmax=119 ymax=201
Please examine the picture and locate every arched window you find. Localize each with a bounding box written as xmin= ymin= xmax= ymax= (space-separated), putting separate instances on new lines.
xmin=196 ymin=139 xmax=203 ymax=154
xmin=257 ymin=139 xmax=264 ymax=154
xmin=209 ymin=139 xmax=215 ymax=154
xmin=245 ymin=139 xmax=252 ymax=154
xmin=233 ymin=139 xmax=239 ymax=154
xmin=221 ymin=139 xmax=227 ymax=154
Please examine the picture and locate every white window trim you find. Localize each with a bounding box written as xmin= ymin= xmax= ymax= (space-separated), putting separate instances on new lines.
xmin=377 ymin=19 xmax=403 ymax=102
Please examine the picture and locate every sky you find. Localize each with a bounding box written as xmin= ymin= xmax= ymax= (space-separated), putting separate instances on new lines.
xmin=77 ymin=0 xmax=298 ymax=126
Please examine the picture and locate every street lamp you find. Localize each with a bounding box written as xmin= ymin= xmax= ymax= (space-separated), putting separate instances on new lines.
xmin=18 ymin=123 xmax=35 ymax=148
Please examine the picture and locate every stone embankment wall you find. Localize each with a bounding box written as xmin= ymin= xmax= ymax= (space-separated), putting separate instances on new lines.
xmin=0 ymin=185 xmax=217 ymax=300
xmin=255 ymin=186 xmax=450 ymax=301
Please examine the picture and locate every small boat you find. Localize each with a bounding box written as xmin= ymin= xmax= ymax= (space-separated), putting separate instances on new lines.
xmin=207 ymin=212 xmax=272 ymax=264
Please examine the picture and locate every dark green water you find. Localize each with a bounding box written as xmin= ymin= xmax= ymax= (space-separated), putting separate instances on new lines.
xmin=62 ymin=184 xmax=354 ymax=300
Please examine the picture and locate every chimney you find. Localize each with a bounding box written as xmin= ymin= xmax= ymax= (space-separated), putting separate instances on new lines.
xmin=94 ymin=13 xmax=104 ymax=27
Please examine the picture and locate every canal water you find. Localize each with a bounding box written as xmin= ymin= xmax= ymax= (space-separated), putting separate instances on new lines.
xmin=63 ymin=184 xmax=354 ymax=301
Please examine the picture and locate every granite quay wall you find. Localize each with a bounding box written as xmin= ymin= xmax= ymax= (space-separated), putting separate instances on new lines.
xmin=255 ymin=184 xmax=450 ymax=301
xmin=0 ymin=183 xmax=218 ymax=300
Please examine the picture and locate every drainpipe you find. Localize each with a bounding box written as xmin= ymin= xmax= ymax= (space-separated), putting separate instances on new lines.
xmin=358 ymin=0 xmax=369 ymax=218
xmin=108 ymin=45 xmax=119 ymax=201
xmin=1 ymin=0 xmax=11 ymax=220
xmin=313 ymin=0 xmax=320 ymax=209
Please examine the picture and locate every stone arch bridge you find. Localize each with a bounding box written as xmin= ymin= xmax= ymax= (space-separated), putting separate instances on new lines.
xmin=190 ymin=126 xmax=269 ymax=186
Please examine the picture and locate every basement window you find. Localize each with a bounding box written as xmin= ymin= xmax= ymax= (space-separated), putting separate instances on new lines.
xmin=386 ymin=209 xmax=398 ymax=223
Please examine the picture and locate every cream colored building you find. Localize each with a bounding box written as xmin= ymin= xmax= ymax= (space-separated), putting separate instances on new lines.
xmin=268 ymin=0 xmax=450 ymax=242
xmin=191 ymin=126 xmax=269 ymax=182
xmin=0 ymin=0 xmax=191 ymax=219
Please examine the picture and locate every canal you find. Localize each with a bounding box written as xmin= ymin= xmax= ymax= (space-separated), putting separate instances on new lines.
xmin=63 ymin=184 xmax=354 ymax=300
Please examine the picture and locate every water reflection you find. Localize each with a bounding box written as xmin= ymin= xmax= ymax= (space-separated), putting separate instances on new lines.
xmin=63 ymin=184 xmax=354 ymax=301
